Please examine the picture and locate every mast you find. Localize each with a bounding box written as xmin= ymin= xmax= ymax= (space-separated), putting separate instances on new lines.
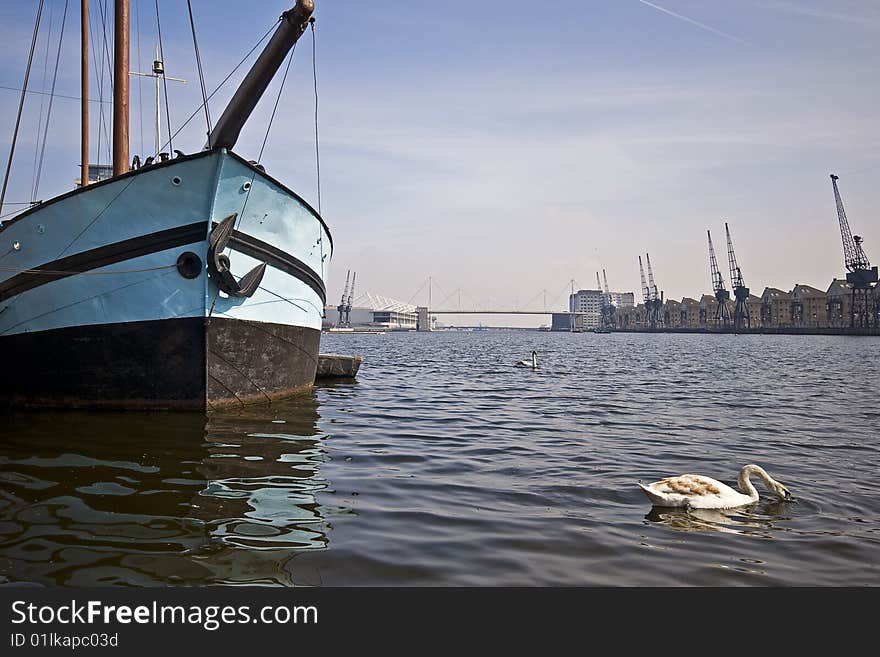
xmin=207 ymin=0 xmax=315 ymax=150
xmin=112 ymin=0 xmax=130 ymax=175
xmin=81 ymin=0 xmax=89 ymax=186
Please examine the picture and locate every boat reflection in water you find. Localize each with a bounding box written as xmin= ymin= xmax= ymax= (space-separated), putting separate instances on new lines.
xmin=0 ymin=394 xmax=333 ymax=586
xmin=644 ymin=500 xmax=792 ymax=537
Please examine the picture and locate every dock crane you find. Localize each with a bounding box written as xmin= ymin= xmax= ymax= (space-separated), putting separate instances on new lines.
xmin=725 ymin=222 xmax=749 ymax=331
xmin=344 ymin=272 xmax=357 ymax=326
xmin=337 ymin=270 xmax=351 ymax=326
xmin=639 ymin=256 xmax=650 ymax=329
xmin=707 ymin=230 xmax=730 ymax=326
xmin=603 ymin=269 xmax=615 ymax=329
xmin=830 ymin=174 xmax=878 ymax=328
xmin=645 ymin=253 xmax=663 ymax=328
xmin=639 ymin=255 xmax=661 ymax=329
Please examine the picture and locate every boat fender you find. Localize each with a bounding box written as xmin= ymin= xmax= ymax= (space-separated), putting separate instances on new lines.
xmin=206 ymin=213 xmax=266 ymax=298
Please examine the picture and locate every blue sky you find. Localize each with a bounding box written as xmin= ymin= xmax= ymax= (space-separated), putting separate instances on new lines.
xmin=1 ymin=1 xmax=878 ymax=326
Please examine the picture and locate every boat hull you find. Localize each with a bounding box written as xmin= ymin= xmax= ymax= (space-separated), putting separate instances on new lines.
xmin=0 ymin=149 xmax=330 ymax=410
xmin=0 ymin=317 xmax=319 ymax=410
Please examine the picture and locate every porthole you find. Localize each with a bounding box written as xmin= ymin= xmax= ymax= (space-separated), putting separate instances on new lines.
xmin=171 ymin=176 xmax=182 ymax=186
xmin=176 ymin=251 xmax=202 ymax=279
xmin=242 ymin=181 xmax=252 ymax=191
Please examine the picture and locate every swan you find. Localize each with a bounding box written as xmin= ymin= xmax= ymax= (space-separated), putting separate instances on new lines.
xmin=638 ymin=464 xmax=791 ymax=509
xmin=516 ymin=351 xmax=538 ymax=369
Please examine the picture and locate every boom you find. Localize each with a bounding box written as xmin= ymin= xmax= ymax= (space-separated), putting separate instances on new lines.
xmin=831 ymin=174 xmax=870 ymax=272
xmin=707 ymin=229 xmax=730 ymax=326
xmin=337 ymin=269 xmax=350 ymax=326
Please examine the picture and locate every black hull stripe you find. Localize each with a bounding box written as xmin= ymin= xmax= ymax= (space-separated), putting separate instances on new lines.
xmin=227 ymin=228 xmax=327 ymax=305
xmin=0 ymin=221 xmax=207 ymax=303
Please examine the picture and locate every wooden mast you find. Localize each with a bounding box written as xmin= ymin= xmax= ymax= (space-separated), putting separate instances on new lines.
xmin=81 ymin=0 xmax=89 ymax=186
xmin=112 ymin=0 xmax=129 ymax=175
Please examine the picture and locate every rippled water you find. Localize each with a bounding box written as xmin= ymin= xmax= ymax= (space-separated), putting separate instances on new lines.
xmin=1 ymin=331 xmax=878 ymax=586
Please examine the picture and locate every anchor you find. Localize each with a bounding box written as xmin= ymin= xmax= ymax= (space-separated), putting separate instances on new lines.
xmin=207 ymin=213 xmax=267 ymax=298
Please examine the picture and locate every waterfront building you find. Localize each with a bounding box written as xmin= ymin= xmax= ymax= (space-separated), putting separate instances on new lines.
xmin=616 ymin=304 xmax=634 ymax=329
xmin=699 ymin=294 xmax=717 ymax=328
xmin=747 ymin=294 xmax=762 ymax=328
xmin=826 ymin=279 xmax=852 ymax=328
xmin=663 ymin=299 xmax=681 ymax=328
xmin=761 ymin=287 xmax=791 ymax=327
xmin=551 ymin=313 xmax=584 ymax=331
xmin=568 ymin=289 xmax=602 ymax=329
xmin=679 ymin=297 xmax=700 ymax=328
xmin=790 ymin=284 xmax=827 ymax=327
xmin=323 ymin=293 xmax=418 ymax=330
xmin=611 ymin=292 xmax=635 ymax=308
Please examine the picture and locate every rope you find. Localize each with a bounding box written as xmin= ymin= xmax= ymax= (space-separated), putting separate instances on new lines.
xmin=186 ymin=0 xmax=212 ymax=145
xmin=158 ymin=19 xmax=278 ymax=154
xmin=30 ymin=2 xmax=53 ymax=203
xmin=258 ymin=43 xmax=296 ymax=162
xmin=0 ymin=85 xmax=110 ymax=104
xmin=96 ymin=0 xmax=115 ymax=165
xmin=33 ymin=0 xmax=69 ymax=203
xmin=233 ymin=41 xmax=297 ymax=231
xmin=0 ymin=0 xmax=45 ymax=214
xmin=135 ymin=0 xmax=144 ymax=156
xmin=155 ymin=0 xmax=173 ymax=153
xmin=0 ymin=264 xmax=176 ymax=276
xmin=310 ymin=19 xmax=321 ymax=215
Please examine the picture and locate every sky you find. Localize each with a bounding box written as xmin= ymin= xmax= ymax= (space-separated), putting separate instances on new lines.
xmin=1 ymin=0 xmax=878 ymax=327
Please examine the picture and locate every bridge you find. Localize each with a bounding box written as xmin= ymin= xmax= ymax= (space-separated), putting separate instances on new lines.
xmin=429 ymin=310 xmax=586 ymax=315
xmin=404 ymin=276 xmax=585 ymax=316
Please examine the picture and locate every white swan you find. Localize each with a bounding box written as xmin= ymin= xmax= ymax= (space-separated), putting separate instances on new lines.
xmin=638 ymin=464 xmax=791 ymax=509
xmin=516 ymin=351 xmax=538 ymax=369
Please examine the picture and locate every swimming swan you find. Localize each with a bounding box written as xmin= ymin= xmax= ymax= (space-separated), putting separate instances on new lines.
xmin=516 ymin=351 xmax=538 ymax=369
xmin=638 ymin=464 xmax=791 ymax=509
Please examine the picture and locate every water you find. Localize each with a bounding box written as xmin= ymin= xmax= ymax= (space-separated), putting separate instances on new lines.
xmin=1 ymin=331 xmax=878 ymax=586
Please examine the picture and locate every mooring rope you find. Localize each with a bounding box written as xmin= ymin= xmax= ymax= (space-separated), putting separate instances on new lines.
xmin=0 ymin=0 xmax=45 ymax=214
xmin=0 ymin=264 xmax=176 ymax=276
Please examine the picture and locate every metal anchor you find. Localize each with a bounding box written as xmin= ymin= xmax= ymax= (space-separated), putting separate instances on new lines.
xmin=207 ymin=213 xmax=266 ymax=298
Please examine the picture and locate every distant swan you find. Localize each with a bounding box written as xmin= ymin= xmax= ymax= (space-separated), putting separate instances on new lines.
xmin=638 ymin=464 xmax=791 ymax=509
xmin=516 ymin=350 xmax=538 ymax=369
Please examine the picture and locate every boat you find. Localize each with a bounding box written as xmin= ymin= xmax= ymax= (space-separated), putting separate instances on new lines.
xmin=0 ymin=1 xmax=330 ymax=410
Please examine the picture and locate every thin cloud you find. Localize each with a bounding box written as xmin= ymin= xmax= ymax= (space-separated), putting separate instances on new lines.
xmin=638 ymin=0 xmax=751 ymax=45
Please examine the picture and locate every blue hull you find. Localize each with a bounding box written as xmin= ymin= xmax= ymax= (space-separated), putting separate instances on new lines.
xmin=0 ymin=149 xmax=332 ymax=409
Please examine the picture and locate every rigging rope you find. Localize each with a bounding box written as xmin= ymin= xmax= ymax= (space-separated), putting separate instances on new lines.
xmin=0 ymin=85 xmax=109 ymax=104
xmin=158 ymin=19 xmax=278 ymax=155
xmin=135 ymin=0 xmax=144 ymax=156
xmin=33 ymin=0 xmax=70 ymax=203
xmin=31 ymin=2 xmax=53 ymax=202
xmin=258 ymin=43 xmax=297 ymax=163
xmin=155 ymin=0 xmax=173 ymax=154
xmin=0 ymin=0 xmax=45 ymax=214
xmin=310 ymin=19 xmax=321 ymax=215
xmin=186 ymin=0 xmax=212 ymax=145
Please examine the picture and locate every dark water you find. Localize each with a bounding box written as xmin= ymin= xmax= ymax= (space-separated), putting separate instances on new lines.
xmin=1 ymin=331 xmax=878 ymax=586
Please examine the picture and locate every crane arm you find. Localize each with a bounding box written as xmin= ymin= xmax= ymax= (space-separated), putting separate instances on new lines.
xmin=707 ymin=230 xmax=726 ymax=293
xmin=831 ymin=174 xmax=870 ymax=271
xmin=638 ymin=256 xmax=650 ymax=304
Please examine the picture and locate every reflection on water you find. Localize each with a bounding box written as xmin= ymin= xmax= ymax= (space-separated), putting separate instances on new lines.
xmin=2 ymin=331 xmax=880 ymax=586
xmin=0 ymin=394 xmax=332 ymax=586
xmin=644 ymin=501 xmax=792 ymax=537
